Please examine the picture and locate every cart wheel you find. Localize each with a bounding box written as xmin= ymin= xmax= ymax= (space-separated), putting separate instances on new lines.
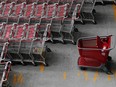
xmin=93 ymin=9 xmax=96 ymax=14
xmin=79 ymin=67 xmax=87 ymax=70
xmin=73 ymin=41 xmax=76 ymax=45
xmin=45 ymin=63 xmax=49 ymax=67
xmin=81 ymin=21 xmax=85 ymax=25
xmin=93 ymin=21 xmax=97 ymax=24
xmin=102 ymin=65 xmax=113 ymax=75
xmin=62 ymin=41 xmax=66 ymax=44
xmin=108 ymin=56 xmax=112 ymax=61
xmin=22 ymin=63 xmax=26 ymax=66
xmin=2 ymin=81 xmax=11 ymax=87
xmin=74 ymin=28 xmax=78 ymax=32
xmin=46 ymin=48 xmax=52 ymax=52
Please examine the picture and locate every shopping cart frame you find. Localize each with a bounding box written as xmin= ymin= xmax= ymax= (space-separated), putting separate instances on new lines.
xmin=77 ymin=35 xmax=116 ymax=74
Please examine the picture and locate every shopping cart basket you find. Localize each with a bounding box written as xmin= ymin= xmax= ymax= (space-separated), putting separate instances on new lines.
xmin=51 ymin=18 xmax=64 ymax=43
xmin=0 ymin=61 xmax=11 ymax=87
xmin=7 ymin=2 xmax=25 ymax=23
xmin=18 ymin=3 xmax=35 ymax=24
xmin=81 ymin=0 xmax=97 ymax=24
xmin=77 ymin=35 xmax=115 ymax=74
xmin=61 ymin=18 xmax=76 ymax=44
xmin=19 ymin=24 xmax=50 ymax=66
xmin=7 ymin=24 xmax=26 ymax=64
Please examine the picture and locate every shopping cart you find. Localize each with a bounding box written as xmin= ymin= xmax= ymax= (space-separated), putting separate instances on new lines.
xmin=2 ymin=24 xmax=13 ymax=41
xmin=29 ymin=3 xmax=46 ymax=24
xmin=19 ymin=24 xmax=50 ymax=66
xmin=18 ymin=3 xmax=35 ymax=24
xmin=77 ymin=35 xmax=115 ymax=74
xmin=7 ymin=2 xmax=25 ymax=23
xmin=61 ymin=17 xmax=76 ymax=44
xmin=0 ymin=2 xmax=15 ymax=23
xmin=7 ymin=24 xmax=26 ymax=64
xmin=45 ymin=3 xmax=58 ymax=18
xmin=0 ymin=61 xmax=11 ymax=87
xmin=39 ymin=18 xmax=52 ymax=41
xmin=50 ymin=18 xmax=64 ymax=43
xmin=72 ymin=4 xmax=81 ymax=22
xmin=18 ymin=24 xmax=38 ymax=65
xmin=71 ymin=0 xmax=84 ymax=23
xmin=55 ymin=3 xmax=69 ymax=19
xmin=81 ymin=0 xmax=97 ymax=24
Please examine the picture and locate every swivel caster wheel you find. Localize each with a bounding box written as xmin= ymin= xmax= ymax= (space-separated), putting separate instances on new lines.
xmin=108 ymin=56 xmax=112 ymax=61
xmin=74 ymin=28 xmax=78 ymax=32
xmin=47 ymin=48 xmax=52 ymax=52
xmin=45 ymin=63 xmax=49 ymax=67
xmin=73 ymin=41 xmax=76 ymax=45
xmin=93 ymin=21 xmax=97 ymax=24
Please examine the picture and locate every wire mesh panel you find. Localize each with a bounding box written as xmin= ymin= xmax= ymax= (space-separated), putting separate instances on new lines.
xmin=81 ymin=0 xmax=97 ymax=23
xmin=55 ymin=4 xmax=69 ymax=19
xmin=45 ymin=3 xmax=58 ymax=18
xmin=39 ymin=19 xmax=52 ymax=41
xmin=0 ymin=2 xmax=15 ymax=23
xmin=8 ymin=2 xmax=25 ymax=23
xmin=18 ymin=3 xmax=35 ymax=24
xmin=30 ymin=3 xmax=46 ymax=24
xmin=7 ymin=24 xmax=26 ymax=64
xmin=51 ymin=18 xmax=63 ymax=42
xmin=61 ymin=18 xmax=75 ymax=44
xmin=31 ymin=39 xmax=47 ymax=65
xmin=1 ymin=24 xmax=13 ymax=43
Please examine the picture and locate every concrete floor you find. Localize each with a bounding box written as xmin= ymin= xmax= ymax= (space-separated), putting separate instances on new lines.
xmin=9 ymin=4 xmax=116 ymax=87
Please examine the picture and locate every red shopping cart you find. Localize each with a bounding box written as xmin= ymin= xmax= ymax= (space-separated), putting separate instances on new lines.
xmin=77 ymin=35 xmax=115 ymax=74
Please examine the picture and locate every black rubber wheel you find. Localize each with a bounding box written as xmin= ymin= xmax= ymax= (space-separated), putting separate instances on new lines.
xmin=62 ymin=41 xmax=66 ymax=44
xmin=93 ymin=21 xmax=97 ymax=24
xmin=93 ymin=9 xmax=96 ymax=14
xmin=47 ymin=48 xmax=52 ymax=52
xmin=73 ymin=41 xmax=76 ymax=45
xmin=108 ymin=56 xmax=112 ymax=61
xmin=79 ymin=67 xmax=87 ymax=70
xmin=81 ymin=21 xmax=85 ymax=25
xmin=74 ymin=28 xmax=78 ymax=32
xmin=45 ymin=63 xmax=49 ymax=67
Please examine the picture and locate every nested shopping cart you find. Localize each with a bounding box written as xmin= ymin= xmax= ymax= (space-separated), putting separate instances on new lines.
xmin=77 ymin=35 xmax=115 ymax=74
xmin=71 ymin=0 xmax=84 ymax=23
xmin=61 ymin=18 xmax=76 ymax=44
xmin=0 ymin=2 xmax=15 ymax=23
xmin=7 ymin=2 xmax=25 ymax=23
xmin=18 ymin=24 xmax=39 ymax=65
xmin=29 ymin=3 xmax=46 ymax=24
xmin=0 ymin=61 xmax=11 ymax=87
xmin=19 ymin=24 xmax=50 ymax=66
xmin=18 ymin=2 xmax=36 ymax=24
xmin=7 ymin=24 xmax=26 ymax=64
xmin=50 ymin=18 xmax=64 ymax=43
xmin=81 ymin=0 xmax=97 ymax=24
